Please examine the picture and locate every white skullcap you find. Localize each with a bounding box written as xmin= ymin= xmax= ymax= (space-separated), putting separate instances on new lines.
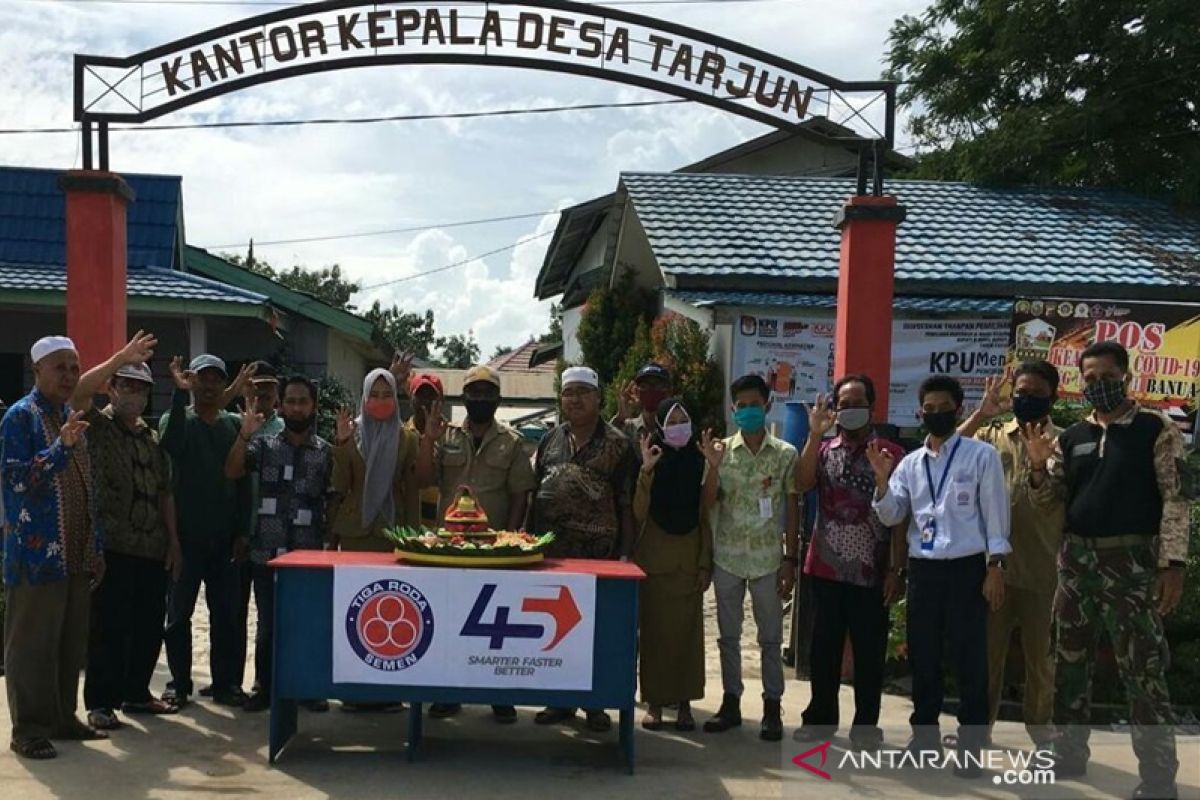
xmin=30 ymin=336 xmax=77 ymax=364
xmin=561 ymin=366 xmax=599 ymax=389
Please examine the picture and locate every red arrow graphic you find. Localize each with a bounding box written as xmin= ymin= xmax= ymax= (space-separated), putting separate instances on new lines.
xmin=521 ymin=586 xmax=581 ymax=650
xmin=791 ymin=741 xmax=833 ymax=780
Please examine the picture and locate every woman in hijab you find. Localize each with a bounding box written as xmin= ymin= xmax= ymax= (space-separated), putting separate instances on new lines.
xmin=633 ymin=398 xmax=712 ymax=732
xmin=330 ymin=368 xmax=423 ymax=551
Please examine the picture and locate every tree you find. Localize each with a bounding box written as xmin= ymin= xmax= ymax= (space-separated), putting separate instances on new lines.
xmin=491 ymin=344 xmax=515 ymax=361
xmin=222 ymin=252 xmax=360 ymax=309
xmin=576 ymin=272 xmax=658 ymax=387
xmin=437 ymin=332 xmax=481 ymax=369
xmin=362 ymin=302 xmax=438 ymax=360
xmin=886 ymin=0 xmax=1200 ymax=204
xmin=539 ymin=303 xmax=563 ymax=344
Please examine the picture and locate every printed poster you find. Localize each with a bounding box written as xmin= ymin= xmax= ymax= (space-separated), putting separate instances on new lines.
xmin=332 ymin=566 xmax=596 ymax=690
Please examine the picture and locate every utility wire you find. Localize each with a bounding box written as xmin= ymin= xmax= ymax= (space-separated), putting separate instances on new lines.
xmin=355 ymin=230 xmax=555 ymax=292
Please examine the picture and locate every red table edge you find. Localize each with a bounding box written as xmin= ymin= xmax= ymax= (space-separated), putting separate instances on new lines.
xmin=268 ymin=550 xmax=646 ymax=580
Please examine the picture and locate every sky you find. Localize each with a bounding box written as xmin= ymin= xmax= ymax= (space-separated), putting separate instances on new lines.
xmin=0 ymin=0 xmax=926 ymax=360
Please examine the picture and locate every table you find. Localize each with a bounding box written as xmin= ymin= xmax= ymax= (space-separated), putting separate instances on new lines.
xmin=267 ymin=551 xmax=645 ymax=772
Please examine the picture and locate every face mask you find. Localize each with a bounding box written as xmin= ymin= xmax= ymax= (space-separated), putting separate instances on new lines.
xmin=465 ymin=399 xmax=499 ymax=425
xmin=836 ymin=407 xmax=870 ymax=432
xmin=1012 ymin=394 xmax=1052 ymax=424
xmin=922 ymin=409 xmax=958 ymax=437
xmin=284 ymin=414 xmax=315 ymax=433
xmin=733 ymin=405 xmax=766 ymax=433
xmin=640 ymin=388 xmax=668 ymax=413
xmin=1083 ymin=378 xmax=1127 ymax=413
xmin=364 ymin=398 xmax=396 ymax=421
xmin=113 ymin=394 xmax=147 ymax=419
xmin=662 ymin=422 xmax=692 ymax=449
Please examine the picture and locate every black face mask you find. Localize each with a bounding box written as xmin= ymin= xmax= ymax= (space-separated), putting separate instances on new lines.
xmin=465 ymin=399 xmax=499 ymax=425
xmin=922 ymin=409 xmax=958 ymax=437
xmin=1012 ymin=394 xmax=1053 ymax=424
xmin=284 ymin=414 xmax=315 ymax=433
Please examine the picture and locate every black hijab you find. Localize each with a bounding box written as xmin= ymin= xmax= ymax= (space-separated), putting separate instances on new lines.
xmin=648 ymin=397 xmax=706 ymax=535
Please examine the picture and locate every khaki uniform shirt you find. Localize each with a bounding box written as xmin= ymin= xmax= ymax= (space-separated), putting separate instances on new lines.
xmin=438 ymin=421 xmax=536 ymax=530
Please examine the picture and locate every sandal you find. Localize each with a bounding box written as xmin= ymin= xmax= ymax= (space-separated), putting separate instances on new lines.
xmin=641 ymin=705 xmax=664 ymax=731
xmin=534 ymin=707 xmax=577 ymax=725
xmin=55 ymin=720 xmax=109 ymax=740
xmin=87 ymin=709 xmax=123 ymax=731
xmin=585 ymin=710 xmax=612 ymax=733
xmin=122 ymin=698 xmax=179 ymax=715
xmin=675 ymin=703 xmax=696 ymax=732
xmin=10 ymin=738 xmax=57 ymax=760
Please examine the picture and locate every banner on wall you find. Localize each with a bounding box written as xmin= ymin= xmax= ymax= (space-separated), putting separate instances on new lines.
xmin=731 ymin=313 xmax=1010 ymax=427
xmin=1010 ymin=298 xmax=1200 ymax=433
xmin=332 ymin=566 xmax=596 ymax=689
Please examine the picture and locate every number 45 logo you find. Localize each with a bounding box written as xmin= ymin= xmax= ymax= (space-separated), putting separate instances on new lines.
xmin=461 ymin=584 xmax=582 ymax=651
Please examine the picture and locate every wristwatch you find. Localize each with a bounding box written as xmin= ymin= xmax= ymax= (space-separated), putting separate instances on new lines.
xmin=988 ymin=556 xmax=1007 ymax=571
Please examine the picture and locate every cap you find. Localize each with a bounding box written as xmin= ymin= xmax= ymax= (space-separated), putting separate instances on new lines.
xmin=30 ymin=336 xmax=77 ymax=364
xmin=463 ymin=365 xmax=501 ymax=389
xmin=408 ymin=373 xmax=444 ymax=396
xmin=114 ymin=363 xmax=154 ymax=386
xmin=189 ymin=354 xmax=227 ymax=377
xmin=249 ymin=360 xmax=279 ymax=384
xmin=561 ymin=366 xmax=599 ymax=389
xmin=635 ymin=362 xmax=671 ymax=384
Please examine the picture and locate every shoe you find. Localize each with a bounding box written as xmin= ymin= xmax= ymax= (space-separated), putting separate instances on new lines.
xmin=905 ymin=734 xmax=943 ymax=760
xmin=301 ymin=700 xmax=330 ymax=713
xmin=534 ymin=707 xmax=577 ymax=725
xmin=1131 ymin=782 xmax=1178 ymax=800
xmin=585 ymin=709 xmax=612 ymax=733
xmin=213 ymin=688 xmax=248 ymax=708
xmin=491 ymin=705 xmax=517 ymax=724
xmin=793 ymin=724 xmax=836 ymax=743
xmin=10 ymin=738 xmax=56 ymax=760
xmin=122 ymin=698 xmax=179 ymax=715
xmin=675 ymin=703 xmax=696 ymax=732
xmin=242 ymin=693 xmax=270 ymax=713
xmin=760 ymin=699 xmax=783 ymax=742
xmin=849 ymin=726 xmax=884 ymax=750
xmin=703 ymin=693 xmax=742 ymax=733
xmin=954 ymin=762 xmax=984 ymax=779
xmin=198 ymin=685 xmax=214 ymax=698
xmin=642 ymin=705 xmax=664 ymax=731
xmin=429 ymin=703 xmax=463 ymax=719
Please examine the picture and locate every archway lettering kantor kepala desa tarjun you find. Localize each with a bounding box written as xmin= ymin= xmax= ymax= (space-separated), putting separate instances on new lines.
xmin=73 ymin=0 xmax=896 ymax=170
xmin=67 ymin=0 xmax=905 ymax=418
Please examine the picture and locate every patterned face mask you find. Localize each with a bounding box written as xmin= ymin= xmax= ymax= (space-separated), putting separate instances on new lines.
xmin=1083 ymin=378 xmax=1126 ymax=413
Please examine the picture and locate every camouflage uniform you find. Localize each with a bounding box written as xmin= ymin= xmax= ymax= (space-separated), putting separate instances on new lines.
xmin=1031 ymin=403 xmax=1187 ymax=786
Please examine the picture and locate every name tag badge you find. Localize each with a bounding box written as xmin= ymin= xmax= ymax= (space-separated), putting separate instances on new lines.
xmin=283 ymin=465 xmax=294 ymax=481
xmin=293 ymin=509 xmax=313 ymax=527
xmin=258 ymin=497 xmax=277 ymax=516
xmin=920 ymin=517 xmax=937 ymax=551
xmin=956 ymin=490 xmax=971 ymax=506
xmin=759 ymin=496 xmax=773 ymax=519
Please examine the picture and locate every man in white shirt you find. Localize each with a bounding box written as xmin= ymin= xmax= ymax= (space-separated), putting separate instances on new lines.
xmin=866 ymin=375 xmax=1010 ymax=778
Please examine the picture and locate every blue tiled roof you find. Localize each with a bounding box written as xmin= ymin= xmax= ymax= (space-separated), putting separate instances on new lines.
xmin=0 ymin=263 xmax=266 ymax=305
xmin=0 ymin=166 xmax=181 ymax=270
xmin=670 ymin=290 xmax=1012 ymax=314
xmin=620 ymin=173 xmax=1200 ymax=292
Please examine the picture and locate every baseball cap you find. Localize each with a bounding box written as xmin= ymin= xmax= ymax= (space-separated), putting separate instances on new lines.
xmin=463 ymin=365 xmax=501 ymax=389
xmin=114 ymin=363 xmax=154 ymax=385
xmin=408 ymin=373 xmax=444 ymax=396
xmin=635 ymin=363 xmax=671 ymax=384
xmin=561 ymin=366 xmax=599 ymax=389
xmin=249 ymin=360 xmax=279 ymax=384
xmin=189 ymin=354 xmax=227 ymax=377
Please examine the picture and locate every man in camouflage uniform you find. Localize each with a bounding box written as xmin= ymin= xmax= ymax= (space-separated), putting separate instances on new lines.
xmin=1028 ymin=341 xmax=1188 ymax=800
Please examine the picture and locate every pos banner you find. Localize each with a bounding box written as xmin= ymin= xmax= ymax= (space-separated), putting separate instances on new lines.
xmin=1009 ymin=298 xmax=1200 ymax=433
xmin=332 ymin=566 xmax=596 ymax=690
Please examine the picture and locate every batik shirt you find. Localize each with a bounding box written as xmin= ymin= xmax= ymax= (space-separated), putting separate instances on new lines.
xmin=245 ymin=429 xmax=334 ymax=564
xmin=1 ymin=389 xmax=102 ymax=586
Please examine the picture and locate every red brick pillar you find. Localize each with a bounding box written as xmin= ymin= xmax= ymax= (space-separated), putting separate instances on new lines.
xmin=59 ymin=171 xmax=134 ymax=369
xmin=833 ymin=195 xmax=906 ymax=422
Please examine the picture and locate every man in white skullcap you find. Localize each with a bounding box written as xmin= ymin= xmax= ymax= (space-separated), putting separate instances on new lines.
xmin=1 ymin=336 xmax=114 ymax=758
xmin=527 ymin=365 xmax=636 ymax=734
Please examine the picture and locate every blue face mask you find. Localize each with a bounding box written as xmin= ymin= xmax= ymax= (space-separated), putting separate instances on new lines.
xmin=733 ymin=405 xmax=767 ymax=433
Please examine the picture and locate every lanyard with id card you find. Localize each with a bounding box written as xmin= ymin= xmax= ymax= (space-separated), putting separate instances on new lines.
xmin=919 ymin=439 xmax=961 ymax=552
xmin=758 ymin=475 xmax=773 ymax=519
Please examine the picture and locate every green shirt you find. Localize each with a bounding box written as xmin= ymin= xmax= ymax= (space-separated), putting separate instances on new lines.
xmin=712 ymin=431 xmax=798 ymax=579
xmin=159 ymin=388 xmax=249 ymax=548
